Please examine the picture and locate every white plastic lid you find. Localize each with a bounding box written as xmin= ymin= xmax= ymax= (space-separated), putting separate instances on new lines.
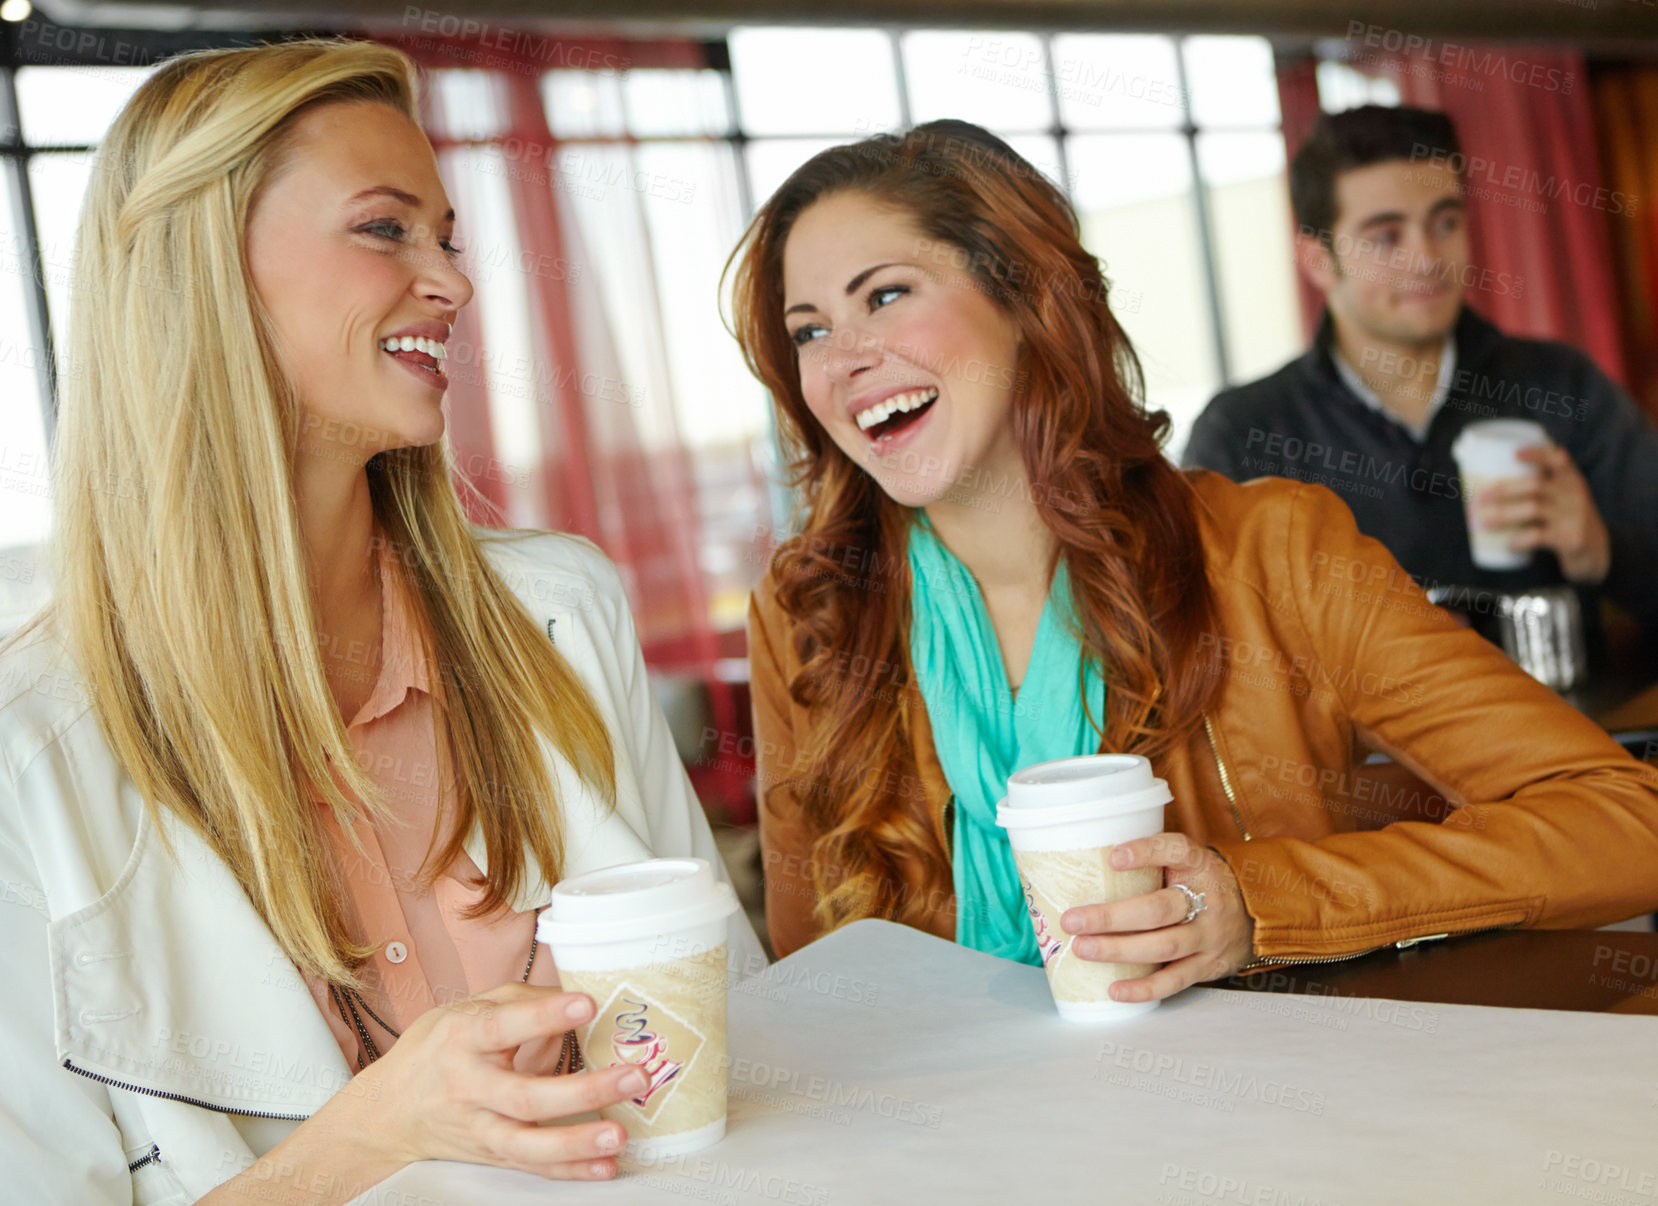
xmin=996 ymin=754 xmax=1172 ymax=829
xmin=538 ymin=857 xmax=737 ymax=946
xmin=1451 ymin=419 xmax=1548 ymax=474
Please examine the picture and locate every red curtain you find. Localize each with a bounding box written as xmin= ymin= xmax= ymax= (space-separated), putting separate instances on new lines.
xmin=1591 ymin=65 xmax=1658 ymax=419
xmin=374 ymin=32 xmax=756 ymax=820
xmin=1275 ymin=46 xmax=1630 ymax=389
xmin=389 ymin=33 xmax=716 ymax=643
xmin=1274 ymin=51 xmax=1324 ymax=346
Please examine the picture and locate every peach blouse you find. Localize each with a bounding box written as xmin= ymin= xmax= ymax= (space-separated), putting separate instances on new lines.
xmin=300 ymin=539 xmax=568 ymax=1075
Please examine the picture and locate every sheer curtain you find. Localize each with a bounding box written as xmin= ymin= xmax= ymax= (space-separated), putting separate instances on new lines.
xmin=381 ymin=33 xmax=771 ymax=821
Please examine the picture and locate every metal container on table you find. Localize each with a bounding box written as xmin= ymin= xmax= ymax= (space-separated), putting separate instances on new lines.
xmin=1426 ymin=584 xmax=1588 ymax=692
xmin=1492 ymin=586 xmax=1587 ymax=692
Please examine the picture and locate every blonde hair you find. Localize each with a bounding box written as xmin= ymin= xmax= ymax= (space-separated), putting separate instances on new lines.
xmin=24 ymin=37 xmax=616 ymax=988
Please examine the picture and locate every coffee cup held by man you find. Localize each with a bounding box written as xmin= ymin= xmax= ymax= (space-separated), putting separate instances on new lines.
xmin=1182 ymin=105 xmax=1658 ymax=665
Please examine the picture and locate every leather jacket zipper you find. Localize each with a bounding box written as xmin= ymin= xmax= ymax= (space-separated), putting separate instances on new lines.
xmin=1203 ymin=715 xmax=1251 ymax=841
xmin=127 ymin=1143 xmax=161 ymax=1173
xmin=1203 ymin=716 xmax=1523 ymax=973
xmin=1235 ymin=922 xmax=1523 ymax=974
xmin=1235 ymin=945 xmax=1386 ymax=973
xmin=63 ymin=1059 xmax=309 ymax=1122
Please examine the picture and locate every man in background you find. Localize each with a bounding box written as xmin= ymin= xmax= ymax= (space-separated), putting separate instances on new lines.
xmin=1183 ymin=105 xmax=1658 ymax=652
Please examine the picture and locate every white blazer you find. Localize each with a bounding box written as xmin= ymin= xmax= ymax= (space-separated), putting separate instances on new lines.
xmin=0 ymin=528 xmax=767 ymax=1205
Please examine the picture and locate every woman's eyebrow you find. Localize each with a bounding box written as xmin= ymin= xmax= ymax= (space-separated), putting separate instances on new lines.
xmin=345 ymin=184 xmax=455 ymax=222
xmin=785 ymin=260 xmax=911 ymax=316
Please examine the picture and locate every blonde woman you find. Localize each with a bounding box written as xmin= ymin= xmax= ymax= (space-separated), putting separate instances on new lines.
xmin=0 ymin=38 xmax=762 ymax=1205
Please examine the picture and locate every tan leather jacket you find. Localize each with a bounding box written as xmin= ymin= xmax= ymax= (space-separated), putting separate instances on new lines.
xmin=748 ymin=471 xmax=1658 ymax=965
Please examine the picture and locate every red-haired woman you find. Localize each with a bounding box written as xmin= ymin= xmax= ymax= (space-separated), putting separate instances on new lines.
xmin=728 ymin=120 xmax=1658 ymax=999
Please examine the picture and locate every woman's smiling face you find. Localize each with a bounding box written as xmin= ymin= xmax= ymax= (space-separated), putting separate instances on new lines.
xmin=780 ymin=191 xmax=1024 ymax=508
xmin=246 ymin=99 xmax=473 ymax=464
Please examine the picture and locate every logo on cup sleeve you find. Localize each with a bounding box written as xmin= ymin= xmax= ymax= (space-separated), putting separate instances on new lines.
xmin=587 ymin=985 xmax=710 ymax=1125
xmin=1021 ymin=874 xmax=1065 ymax=966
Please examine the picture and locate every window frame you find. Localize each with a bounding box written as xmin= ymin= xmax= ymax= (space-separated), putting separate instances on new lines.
xmin=2 ymin=20 xmax=264 ymax=458
xmin=2 ymin=25 xmax=1291 ymax=477
xmin=727 ymin=29 xmax=1294 ymax=399
xmin=0 ymin=58 xmax=60 ymax=448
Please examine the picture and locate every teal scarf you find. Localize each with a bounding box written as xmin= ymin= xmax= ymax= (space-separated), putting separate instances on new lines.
xmin=907 ymin=514 xmax=1108 ymax=965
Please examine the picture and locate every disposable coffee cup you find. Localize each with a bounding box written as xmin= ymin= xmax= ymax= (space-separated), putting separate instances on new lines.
xmin=1451 ymin=419 xmax=1549 ymax=570
xmin=995 ymin=754 xmax=1171 ymax=1022
xmin=537 ymin=858 xmax=738 ymax=1160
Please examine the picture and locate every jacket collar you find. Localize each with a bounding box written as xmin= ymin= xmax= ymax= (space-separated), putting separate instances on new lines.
xmin=1307 ymin=304 xmax=1503 ymax=398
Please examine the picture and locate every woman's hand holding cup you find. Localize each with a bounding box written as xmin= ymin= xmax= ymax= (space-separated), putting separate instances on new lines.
xmin=323 ymin=983 xmax=645 ymax=1182
xmin=1059 ymin=832 xmax=1255 ymax=1003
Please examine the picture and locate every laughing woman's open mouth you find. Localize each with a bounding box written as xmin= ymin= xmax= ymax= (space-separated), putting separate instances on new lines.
xmin=854 ymin=386 xmax=938 ymax=442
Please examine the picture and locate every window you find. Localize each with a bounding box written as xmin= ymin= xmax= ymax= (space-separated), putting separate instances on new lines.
xmin=2 ymin=65 xmax=158 ymax=555
xmin=1 ymin=28 xmax=1307 ymax=635
xmin=429 ymin=61 xmax=773 ymax=632
xmin=17 ymin=66 xmax=156 ymax=391
xmin=727 ymin=27 xmax=1305 ymax=460
xmin=0 ymin=164 xmax=51 ymax=551
xmin=422 ymin=30 xmax=1304 ymax=628
xmin=1315 ymin=59 xmax=1402 ymax=112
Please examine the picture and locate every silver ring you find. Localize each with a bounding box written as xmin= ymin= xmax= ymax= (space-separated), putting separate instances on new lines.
xmin=1172 ymin=882 xmax=1207 ymax=925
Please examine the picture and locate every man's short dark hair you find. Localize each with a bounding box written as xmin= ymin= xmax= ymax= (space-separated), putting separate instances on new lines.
xmin=1290 ymin=104 xmax=1462 ymax=245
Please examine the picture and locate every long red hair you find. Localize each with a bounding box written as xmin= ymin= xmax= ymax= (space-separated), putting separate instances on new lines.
xmin=726 ymin=121 xmax=1221 ymax=935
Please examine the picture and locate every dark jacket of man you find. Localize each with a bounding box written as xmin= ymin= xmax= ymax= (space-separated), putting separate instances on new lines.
xmin=1182 ymin=306 xmax=1658 ymax=642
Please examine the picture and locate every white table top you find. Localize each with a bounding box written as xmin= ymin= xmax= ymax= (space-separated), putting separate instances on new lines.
xmin=358 ymin=919 xmax=1658 ymax=1205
